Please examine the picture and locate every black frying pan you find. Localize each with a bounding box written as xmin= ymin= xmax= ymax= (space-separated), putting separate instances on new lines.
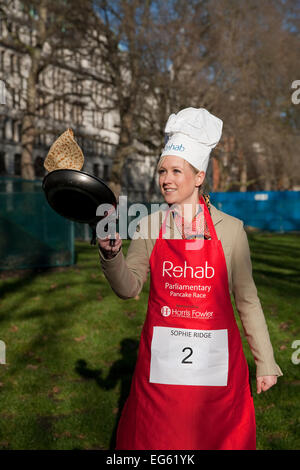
xmin=42 ymin=169 xmax=117 ymax=245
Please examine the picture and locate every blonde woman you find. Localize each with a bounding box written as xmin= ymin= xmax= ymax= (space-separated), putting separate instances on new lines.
xmin=98 ymin=108 xmax=282 ymax=450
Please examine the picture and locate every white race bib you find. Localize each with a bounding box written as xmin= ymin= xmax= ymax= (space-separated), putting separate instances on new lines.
xmin=150 ymin=326 xmax=228 ymax=386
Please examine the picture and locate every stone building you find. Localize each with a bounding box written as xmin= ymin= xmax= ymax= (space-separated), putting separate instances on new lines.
xmin=0 ymin=1 xmax=159 ymax=202
xmin=0 ymin=3 xmax=119 ymax=185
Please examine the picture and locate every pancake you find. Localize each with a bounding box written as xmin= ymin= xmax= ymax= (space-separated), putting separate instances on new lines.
xmin=44 ymin=128 xmax=84 ymax=172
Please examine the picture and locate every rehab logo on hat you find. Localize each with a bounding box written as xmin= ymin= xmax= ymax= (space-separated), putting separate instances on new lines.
xmin=164 ymin=142 xmax=185 ymax=153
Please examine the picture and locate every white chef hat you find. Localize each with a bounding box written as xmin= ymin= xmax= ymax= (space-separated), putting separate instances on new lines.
xmin=160 ymin=107 xmax=223 ymax=172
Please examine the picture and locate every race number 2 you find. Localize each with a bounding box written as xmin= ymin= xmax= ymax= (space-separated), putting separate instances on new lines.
xmin=150 ymin=326 xmax=228 ymax=386
xmin=182 ymin=347 xmax=193 ymax=364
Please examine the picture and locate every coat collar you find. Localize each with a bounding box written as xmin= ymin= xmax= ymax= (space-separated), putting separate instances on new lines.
xmin=163 ymin=202 xmax=223 ymax=229
xmin=210 ymin=203 xmax=223 ymax=226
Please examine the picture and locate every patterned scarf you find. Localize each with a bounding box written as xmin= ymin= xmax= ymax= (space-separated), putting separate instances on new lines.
xmin=171 ymin=193 xmax=211 ymax=240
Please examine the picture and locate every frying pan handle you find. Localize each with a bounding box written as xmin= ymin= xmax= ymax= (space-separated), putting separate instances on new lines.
xmin=89 ymin=225 xmax=116 ymax=246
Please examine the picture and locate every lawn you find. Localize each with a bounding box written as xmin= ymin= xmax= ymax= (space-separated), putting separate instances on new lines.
xmin=0 ymin=233 xmax=299 ymax=450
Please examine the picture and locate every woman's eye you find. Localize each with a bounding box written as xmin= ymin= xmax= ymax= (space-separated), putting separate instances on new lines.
xmin=158 ymin=168 xmax=181 ymax=174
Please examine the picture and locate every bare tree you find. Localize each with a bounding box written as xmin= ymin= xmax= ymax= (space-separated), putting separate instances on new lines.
xmin=2 ymin=0 xmax=298 ymax=192
xmin=81 ymin=0 xmax=220 ymax=197
xmin=0 ymin=0 xmax=88 ymax=179
xmin=208 ymin=0 xmax=300 ymax=190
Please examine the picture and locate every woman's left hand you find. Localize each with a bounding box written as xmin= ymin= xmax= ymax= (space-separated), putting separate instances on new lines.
xmin=256 ymin=375 xmax=277 ymax=394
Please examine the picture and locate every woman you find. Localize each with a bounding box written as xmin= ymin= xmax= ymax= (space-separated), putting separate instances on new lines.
xmin=98 ymin=108 xmax=282 ymax=450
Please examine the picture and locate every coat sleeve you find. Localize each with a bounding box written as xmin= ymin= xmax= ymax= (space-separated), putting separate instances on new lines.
xmin=231 ymin=221 xmax=283 ymax=378
xmin=98 ymin=222 xmax=150 ymax=300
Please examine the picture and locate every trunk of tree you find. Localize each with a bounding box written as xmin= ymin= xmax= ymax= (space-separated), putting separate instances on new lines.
xmin=238 ymin=148 xmax=247 ymax=192
xmin=21 ymin=53 xmax=38 ymax=180
xmin=20 ymin=1 xmax=47 ymax=180
xmin=212 ymin=157 xmax=220 ymax=192
xmin=240 ymin=161 xmax=247 ymax=192
xmin=21 ymin=69 xmax=37 ymax=180
xmin=109 ymin=112 xmax=134 ymax=199
xmin=21 ymin=113 xmax=36 ymax=180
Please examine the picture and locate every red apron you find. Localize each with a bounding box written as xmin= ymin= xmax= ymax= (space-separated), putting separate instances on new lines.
xmin=116 ymin=197 xmax=256 ymax=450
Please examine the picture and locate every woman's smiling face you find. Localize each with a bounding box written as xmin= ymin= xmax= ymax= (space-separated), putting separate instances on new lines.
xmin=158 ymin=155 xmax=205 ymax=208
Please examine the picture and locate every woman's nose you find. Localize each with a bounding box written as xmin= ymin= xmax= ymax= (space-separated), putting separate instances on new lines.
xmin=162 ymin=172 xmax=173 ymax=185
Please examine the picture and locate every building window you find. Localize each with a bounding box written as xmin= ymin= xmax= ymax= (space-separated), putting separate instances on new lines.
xmin=17 ymin=123 xmax=22 ymax=142
xmin=102 ymin=143 xmax=108 ymax=156
xmin=14 ymin=154 xmax=21 ymax=176
xmin=93 ymin=163 xmax=99 ymax=177
xmin=12 ymin=120 xmax=21 ymax=142
xmin=10 ymin=53 xmax=14 ymax=73
xmin=59 ymin=100 xmax=64 ymax=121
xmin=4 ymin=118 xmax=13 ymax=140
xmin=0 ymin=50 xmax=4 ymax=71
xmin=0 ymin=119 xmax=5 ymax=140
xmin=12 ymin=120 xmax=18 ymax=141
xmin=0 ymin=152 xmax=6 ymax=175
xmin=103 ymin=164 xmax=109 ymax=181
xmin=34 ymin=156 xmax=45 ymax=177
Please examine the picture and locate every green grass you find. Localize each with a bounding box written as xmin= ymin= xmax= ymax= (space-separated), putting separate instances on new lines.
xmin=0 ymin=233 xmax=299 ymax=450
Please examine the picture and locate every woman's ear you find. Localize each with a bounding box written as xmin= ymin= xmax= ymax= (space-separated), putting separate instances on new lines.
xmin=196 ymin=171 xmax=205 ymax=188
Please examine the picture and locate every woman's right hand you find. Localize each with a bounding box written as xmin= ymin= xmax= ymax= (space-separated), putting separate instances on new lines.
xmin=97 ymin=232 xmax=122 ymax=259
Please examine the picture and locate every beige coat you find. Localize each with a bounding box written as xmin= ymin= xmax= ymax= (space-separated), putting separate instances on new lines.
xmin=99 ymin=203 xmax=283 ymax=378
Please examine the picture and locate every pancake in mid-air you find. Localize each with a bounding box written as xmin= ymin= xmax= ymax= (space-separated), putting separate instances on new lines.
xmin=44 ymin=128 xmax=84 ymax=172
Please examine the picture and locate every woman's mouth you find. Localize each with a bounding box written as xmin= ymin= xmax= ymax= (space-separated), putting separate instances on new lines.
xmin=164 ymin=188 xmax=177 ymax=192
